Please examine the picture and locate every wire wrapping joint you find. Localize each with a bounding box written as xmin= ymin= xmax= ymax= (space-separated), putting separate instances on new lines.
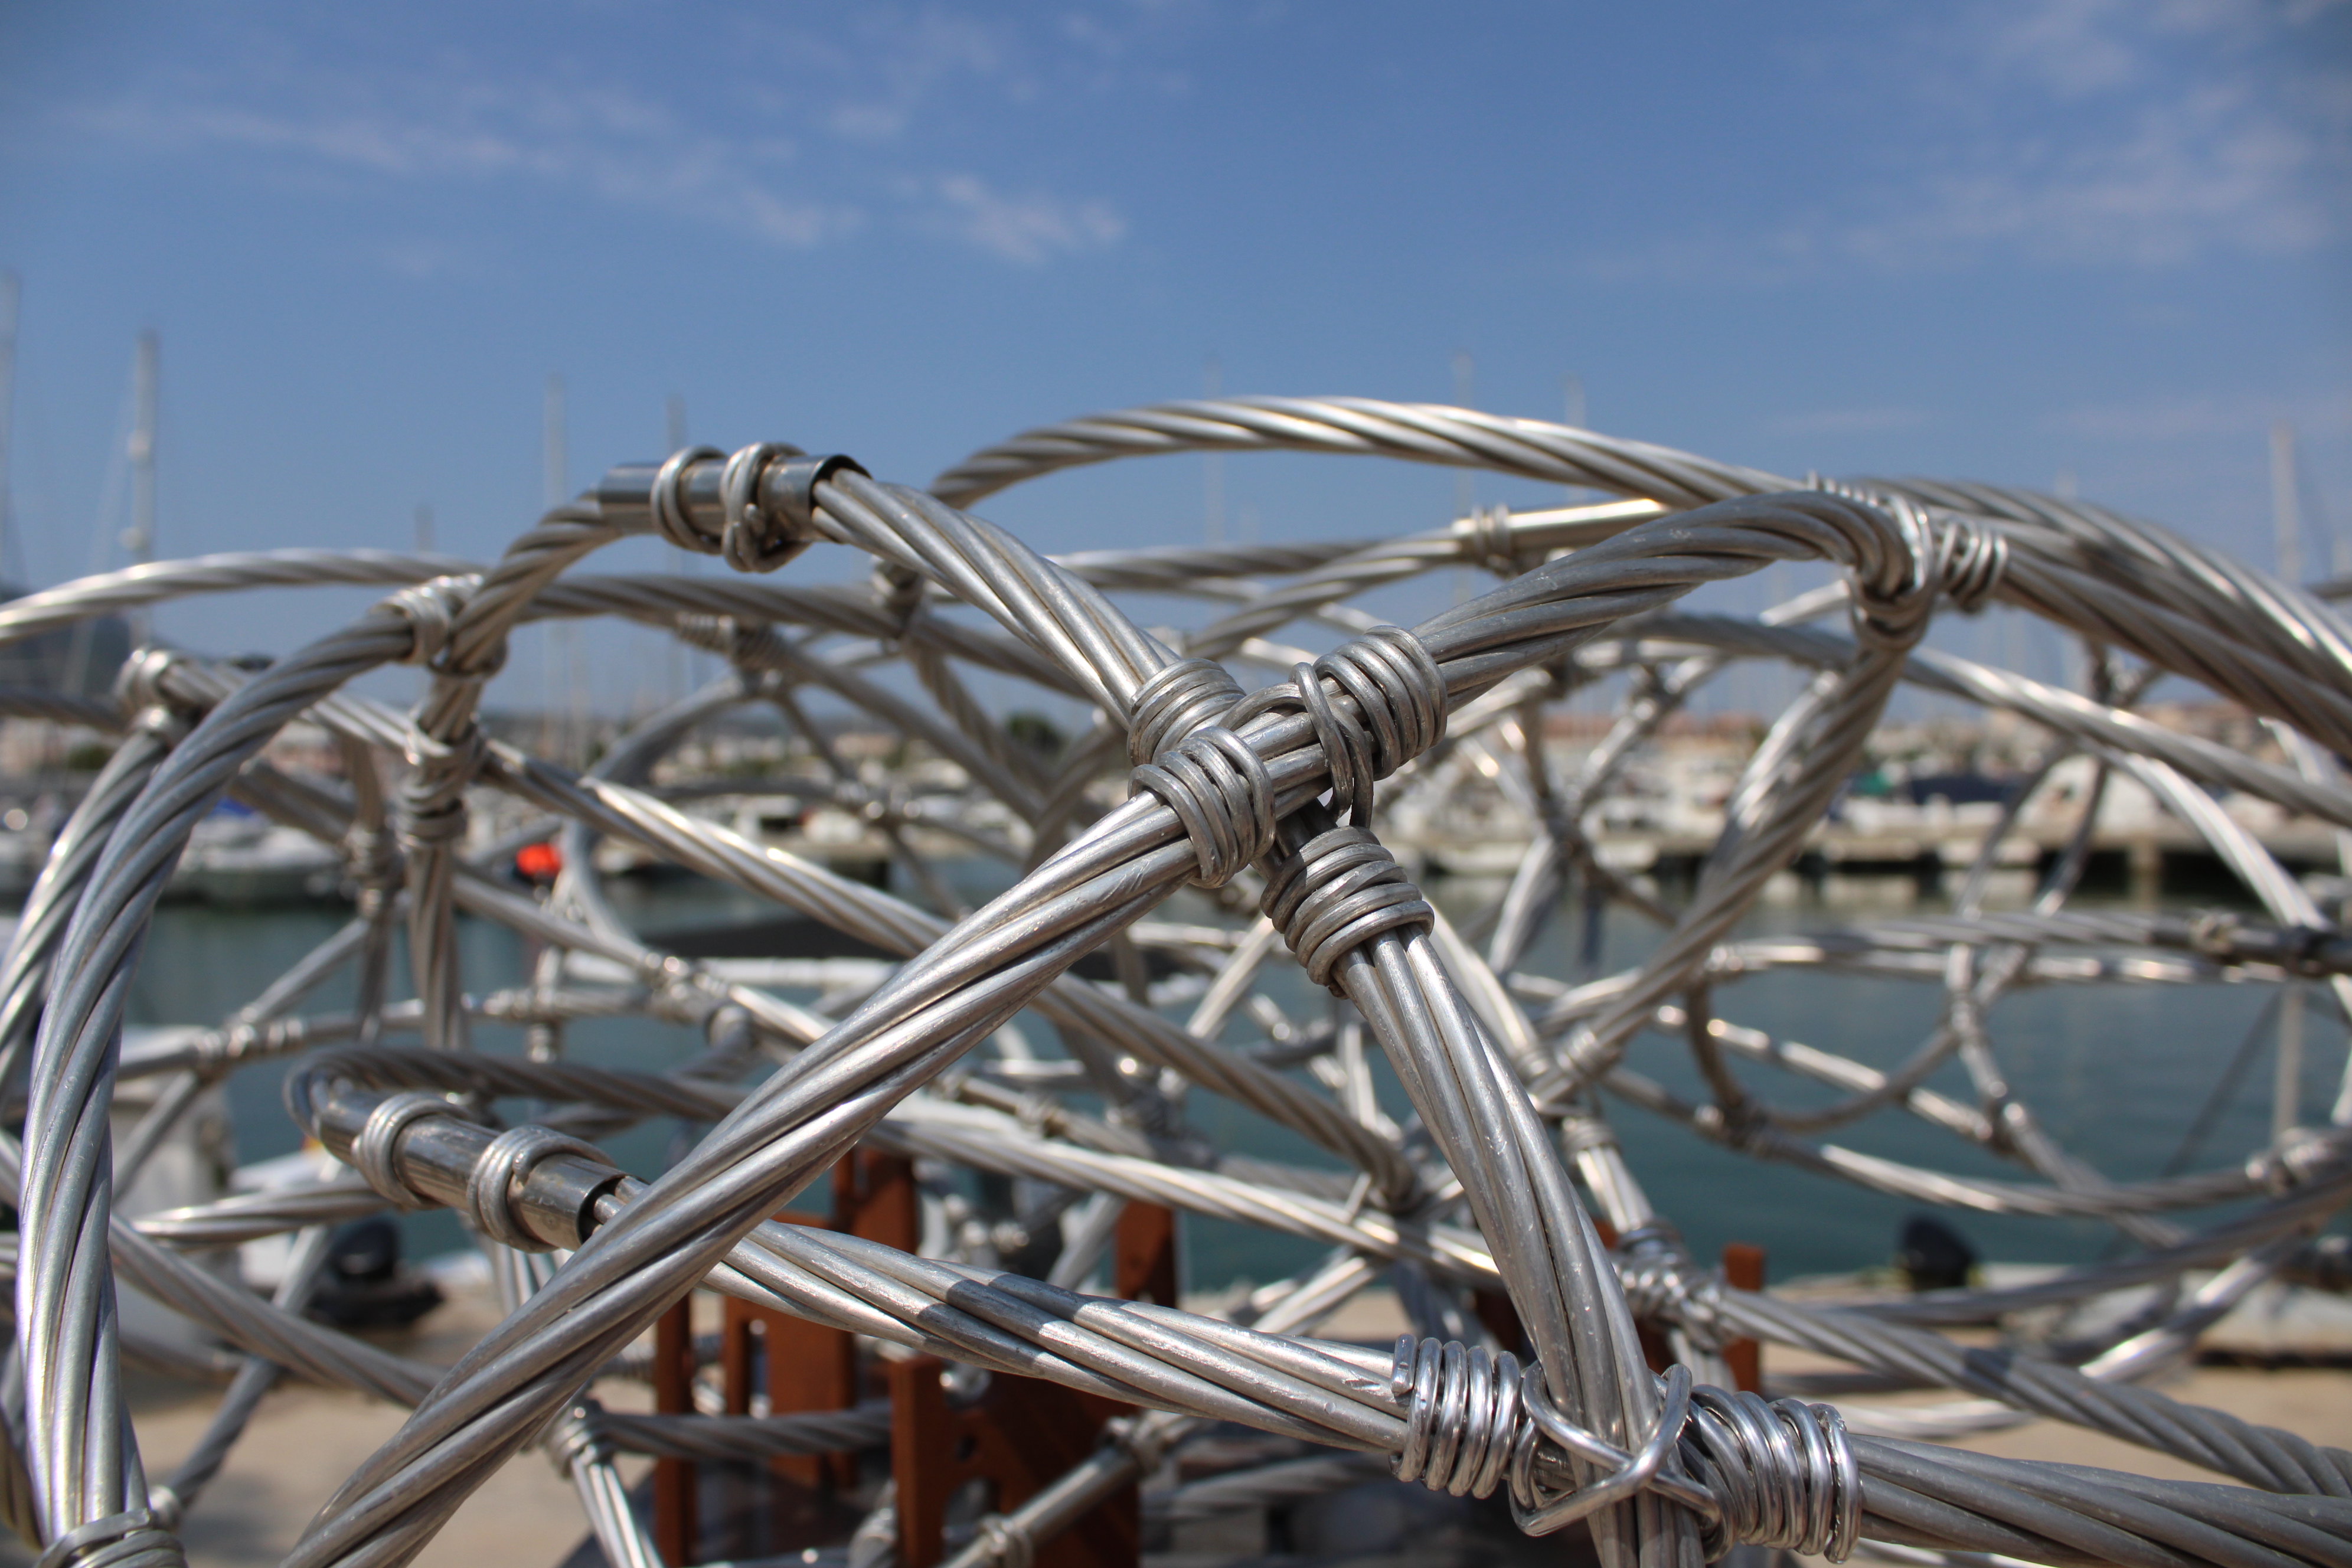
xmin=1612 ymin=1225 xmax=1725 ymax=1343
xmin=1390 ymin=1335 xmax=1523 ymax=1500
xmin=1228 ymin=625 xmax=1445 ymax=825
xmin=651 ymin=445 xmax=727 ymax=553
xmin=466 ymin=1124 xmax=606 ymax=1250
xmin=350 ymin=1090 xmax=471 ymax=1208
xmin=2247 ymin=1123 xmax=2351 ymax=1193
xmin=111 ymin=646 xmax=200 ymax=737
xmin=968 ymin=1513 xmax=1035 ymax=1568
xmin=1260 ymin=827 xmax=1435 ymax=991
xmin=386 ymin=576 xmax=482 ymax=674
xmin=1676 ymin=1384 xmax=1860 ymax=1562
xmin=31 ymin=1508 xmax=185 ymax=1568
xmin=718 ymin=442 xmax=808 ymax=574
xmin=397 ymin=726 xmax=489 ymax=844
xmin=1936 ymin=518 xmax=2008 ymax=615
xmin=547 ymin=1400 xmax=614 ymax=1475
xmin=652 ymin=442 xmax=866 ymax=573
xmin=1459 ymin=502 xmax=1532 ymax=577
xmin=1804 ymin=478 xmax=1938 ymax=652
xmin=1129 ymin=725 xmax=1276 ymax=887
xmin=1389 ymin=1337 xmax=1858 ymax=1562
xmin=1126 ymin=657 xmax=1245 ymax=765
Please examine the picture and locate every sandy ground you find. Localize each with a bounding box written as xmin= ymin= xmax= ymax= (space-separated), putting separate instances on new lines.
xmin=2 ymin=1283 xmax=2345 ymax=1566
xmin=0 ymin=1283 xmax=655 ymax=1568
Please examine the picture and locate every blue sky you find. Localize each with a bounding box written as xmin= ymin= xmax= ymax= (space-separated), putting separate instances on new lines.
xmin=1 ymin=0 xmax=2347 ymax=712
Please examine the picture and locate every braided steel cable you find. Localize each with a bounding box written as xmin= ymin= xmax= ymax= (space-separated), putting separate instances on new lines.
xmin=0 ymin=401 xmax=2344 ymax=1568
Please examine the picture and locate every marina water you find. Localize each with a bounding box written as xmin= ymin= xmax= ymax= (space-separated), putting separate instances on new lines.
xmin=108 ymin=861 xmax=2341 ymax=1295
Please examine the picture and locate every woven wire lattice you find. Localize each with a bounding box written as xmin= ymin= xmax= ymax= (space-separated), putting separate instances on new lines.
xmin=4 ymin=397 xmax=2350 ymax=1568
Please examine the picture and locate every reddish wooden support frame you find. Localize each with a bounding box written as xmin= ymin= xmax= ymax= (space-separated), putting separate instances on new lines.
xmin=887 ymin=1357 xmax=1139 ymax=1568
xmin=1719 ymin=1242 xmax=1766 ymax=1393
xmin=1586 ymin=1220 xmax=1765 ymax=1390
xmin=651 ymin=1148 xmax=922 ymax=1564
xmin=887 ymin=1201 xmax=1174 ymax=1568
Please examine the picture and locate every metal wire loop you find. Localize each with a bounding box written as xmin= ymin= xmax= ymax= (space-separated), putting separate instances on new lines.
xmin=651 ymin=445 xmax=726 ymax=554
xmin=1937 ymin=517 xmax=2008 ymax=614
xmin=2246 ymin=1123 xmax=2351 ymax=1193
xmin=31 ymin=1508 xmax=185 ymax=1568
xmin=110 ymin=646 xmax=194 ymax=735
xmin=718 ymin=442 xmax=811 ymax=575
xmin=1260 ymin=827 xmax=1435 ymax=991
xmin=1389 ymin=1334 xmax=1523 ymax=1500
xmin=969 ymin=1512 xmax=1036 ymax=1568
xmin=1387 ymin=1332 xmax=1857 ymax=1564
xmin=399 ymin=711 xmax=491 ymax=822
xmin=1230 ymin=626 xmax=1445 ymax=824
xmin=1614 ymin=1245 xmax=1696 ymax=1325
xmin=1677 ymin=1385 xmax=1860 ymax=1563
xmin=1510 ymin=1363 xmax=1696 ymax=1537
xmin=465 ymin=1124 xmax=607 ymax=1251
xmin=548 ymin=1402 xmax=614 ymax=1471
xmin=386 ymin=576 xmax=476 ymax=671
xmin=352 ymin=1090 xmax=466 ymax=1209
xmin=1126 ymin=657 xmax=1245 ymax=766
xmin=1129 ymin=724 xmax=1275 ymax=887
xmin=1461 ymin=502 xmax=1527 ymax=576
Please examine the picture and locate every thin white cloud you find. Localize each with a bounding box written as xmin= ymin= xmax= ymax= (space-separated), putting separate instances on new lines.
xmin=72 ymin=73 xmax=864 ymax=253
xmin=1591 ymin=0 xmax=2349 ymax=279
xmin=917 ymin=174 xmax=1125 ymax=263
xmin=1765 ymin=407 xmax=1933 ymax=436
xmin=2047 ymin=390 xmax=2352 ymax=441
xmin=373 ymin=236 xmax=487 ymax=280
xmin=54 ymin=8 xmax=1145 ymax=266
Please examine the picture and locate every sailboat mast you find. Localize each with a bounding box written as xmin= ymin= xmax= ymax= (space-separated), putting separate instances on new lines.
xmin=126 ymin=329 xmax=158 ymax=643
xmin=2269 ymin=418 xmax=2307 ymax=1137
xmin=2271 ymin=421 xmax=2301 ymax=584
xmin=544 ymin=373 xmax=577 ymax=761
xmin=0 ymin=273 xmax=18 ymax=586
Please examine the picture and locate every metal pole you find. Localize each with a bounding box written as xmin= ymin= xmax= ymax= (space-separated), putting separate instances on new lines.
xmin=666 ymin=393 xmax=698 ymax=700
xmin=1203 ymin=357 xmax=1223 ymax=547
xmin=124 ymin=329 xmax=158 ymax=645
xmin=2271 ymin=420 xmax=2305 ymax=1138
xmin=2272 ymin=422 xmax=2301 ymax=584
xmin=1562 ymin=373 xmax=1585 ymax=506
xmin=0 ymin=272 xmax=18 ymax=586
xmin=546 ymin=373 xmax=571 ymax=760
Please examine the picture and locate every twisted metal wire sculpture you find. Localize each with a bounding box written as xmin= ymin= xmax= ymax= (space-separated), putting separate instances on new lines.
xmin=0 ymin=396 xmax=2346 ymax=1568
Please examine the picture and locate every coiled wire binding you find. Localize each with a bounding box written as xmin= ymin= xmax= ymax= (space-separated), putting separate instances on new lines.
xmin=1389 ymin=1335 xmax=1523 ymax=1500
xmin=1390 ymin=1335 xmax=1858 ymax=1563
xmin=1261 ymin=828 xmax=1436 ymax=991
xmin=1129 ymin=725 xmax=1276 ymax=887
xmin=1678 ymin=1384 xmax=1858 ymax=1563
xmin=1226 ymin=625 xmax=1446 ymax=824
xmin=1126 ymin=658 xmax=1246 ymax=766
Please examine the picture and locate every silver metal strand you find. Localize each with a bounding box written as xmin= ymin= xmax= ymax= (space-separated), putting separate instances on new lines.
xmin=2 ymin=396 xmax=2347 ymax=1568
xmin=652 ymin=445 xmax=726 ymax=554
